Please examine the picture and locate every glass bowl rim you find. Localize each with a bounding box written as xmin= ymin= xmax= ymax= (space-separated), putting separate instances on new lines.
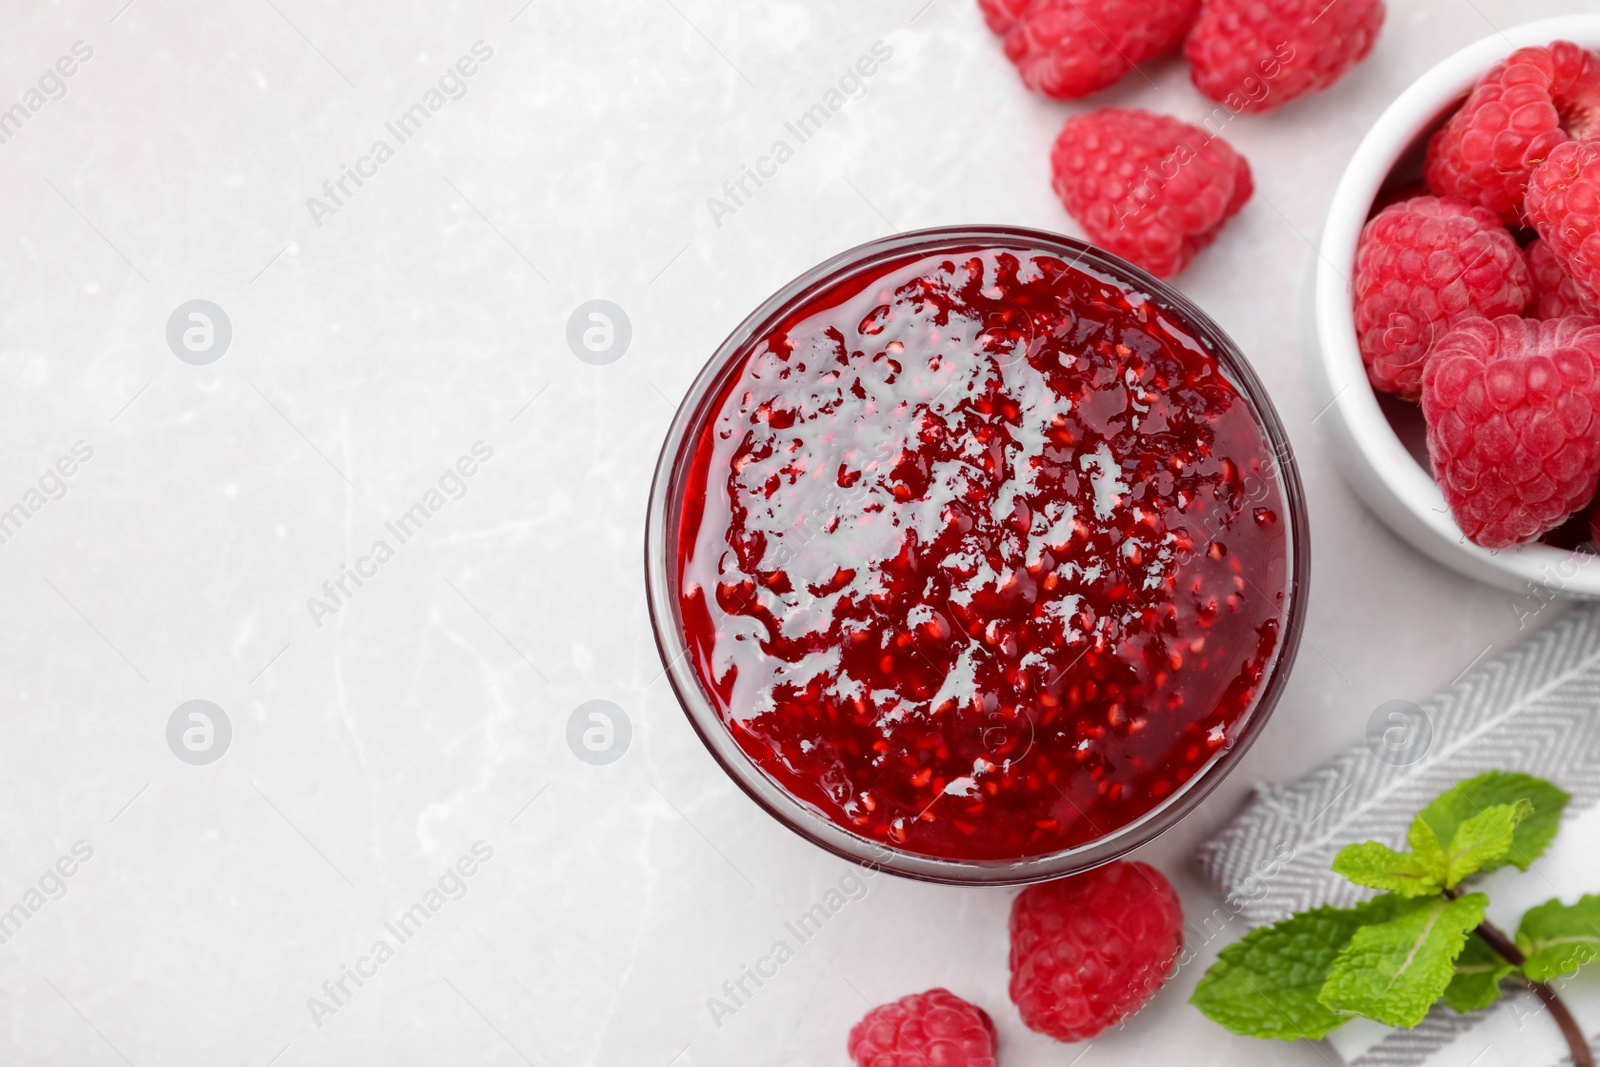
xmin=643 ymin=224 xmax=1311 ymax=886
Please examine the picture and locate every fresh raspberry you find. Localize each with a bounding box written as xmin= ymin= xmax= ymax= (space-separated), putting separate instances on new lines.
xmin=1528 ymin=238 xmax=1599 ymax=319
xmin=1421 ymin=315 xmax=1600 ymax=548
xmin=1050 ymin=108 xmax=1251 ymax=277
xmin=979 ymin=0 xmax=1199 ymax=100
xmin=1184 ymin=0 xmax=1385 ymax=113
xmin=1009 ymin=860 xmax=1183 ymax=1043
xmin=1352 ymin=196 xmax=1533 ymax=400
xmin=1424 ymin=42 xmax=1600 ymax=224
xmin=1526 ymin=138 xmax=1600 ymax=307
xmin=847 ymin=989 xmax=998 ymax=1067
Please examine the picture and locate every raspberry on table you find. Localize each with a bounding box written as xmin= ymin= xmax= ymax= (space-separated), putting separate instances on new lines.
xmin=1528 ymin=238 xmax=1599 ymax=320
xmin=1353 ymin=195 xmax=1533 ymax=400
xmin=847 ymin=988 xmax=998 ymax=1067
xmin=1421 ymin=315 xmax=1600 ymax=548
xmin=1526 ymin=138 xmax=1600 ymax=308
xmin=1184 ymin=0 xmax=1385 ymax=113
xmin=1424 ymin=42 xmax=1600 ymax=224
xmin=1009 ymin=860 xmax=1184 ymax=1043
xmin=978 ymin=0 xmax=1199 ymax=99
xmin=1050 ymin=108 xmax=1251 ymax=277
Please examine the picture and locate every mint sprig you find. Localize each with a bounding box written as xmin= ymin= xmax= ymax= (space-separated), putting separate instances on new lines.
xmin=1442 ymin=933 xmax=1516 ymax=1013
xmin=1330 ymin=842 xmax=1441 ymax=897
xmin=1414 ymin=772 xmax=1567 ymax=873
xmin=1517 ymin=894 xmax=1600 ymax=982
xmin=1318 ymin=892 xmax=1487 ymax=1027
xmin=1193 ymin=771 xmax=1591 ymax=1067
xmin=1190 ymin=900 xmax=1394 ymax=1039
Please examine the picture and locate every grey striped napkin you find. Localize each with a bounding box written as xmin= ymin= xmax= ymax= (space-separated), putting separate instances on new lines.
xmin=1195 ymin=605 xmax=1600 ymax=1067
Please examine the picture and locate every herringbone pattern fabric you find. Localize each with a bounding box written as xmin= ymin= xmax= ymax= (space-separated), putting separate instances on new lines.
xmin=1195 ymin=605 xmax=1600 ymax=1066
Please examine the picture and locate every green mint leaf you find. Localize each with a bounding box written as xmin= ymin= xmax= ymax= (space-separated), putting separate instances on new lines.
xmin=1406 ymin=818 xmax=1448 ymax=883
xmin=1332 ymin=841 xmax=1443 ymax=898
xmin=1439 ymin=800 xmax=1531 ymax=887
xmin=1412 ymin=772 xmax=1569 ymax=874
xmin=1515 ymin=895 xmax=1600 ymax=982
xmin=1318 ymin=892 xmax=1487 ymax=1028
xmin=1442 ymin=933 xmax=1517 ymax=1013
xmin=1191 ymin=898 xmax=1401 ymax=1039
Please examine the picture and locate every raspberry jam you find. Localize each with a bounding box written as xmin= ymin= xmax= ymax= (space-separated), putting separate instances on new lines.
xmin=668 ymin=236 xmax=1296 ymax=864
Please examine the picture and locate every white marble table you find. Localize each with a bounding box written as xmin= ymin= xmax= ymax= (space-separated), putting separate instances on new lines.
xmin=0 ymin=0 xmax=1583 ymax=1063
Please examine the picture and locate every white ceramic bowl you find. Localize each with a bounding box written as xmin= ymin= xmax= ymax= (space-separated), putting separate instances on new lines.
xmin=1309 ymin=15 xmax=1600 ymax=597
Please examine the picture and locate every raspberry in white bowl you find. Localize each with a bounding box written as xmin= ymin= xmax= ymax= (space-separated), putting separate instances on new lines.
xmin=1310 ymin=15 xmax=1600 ymax=596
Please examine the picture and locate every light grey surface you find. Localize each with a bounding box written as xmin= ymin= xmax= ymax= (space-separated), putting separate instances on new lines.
xmin=0 ymin=1 xmax=1585 ymax=1065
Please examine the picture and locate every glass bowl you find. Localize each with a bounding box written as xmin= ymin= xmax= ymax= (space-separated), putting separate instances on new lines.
xmin=645 ymin=225 xmax=1310 ymax=885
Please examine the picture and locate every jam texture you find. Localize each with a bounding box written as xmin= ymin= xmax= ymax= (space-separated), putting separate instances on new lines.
xmin=676 ymin=245 xmax=1289 ymax=861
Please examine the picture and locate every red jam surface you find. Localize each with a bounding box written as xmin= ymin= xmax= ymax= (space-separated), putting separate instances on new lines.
xmin=675 ymin=245 xmax=1289 ymax=861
